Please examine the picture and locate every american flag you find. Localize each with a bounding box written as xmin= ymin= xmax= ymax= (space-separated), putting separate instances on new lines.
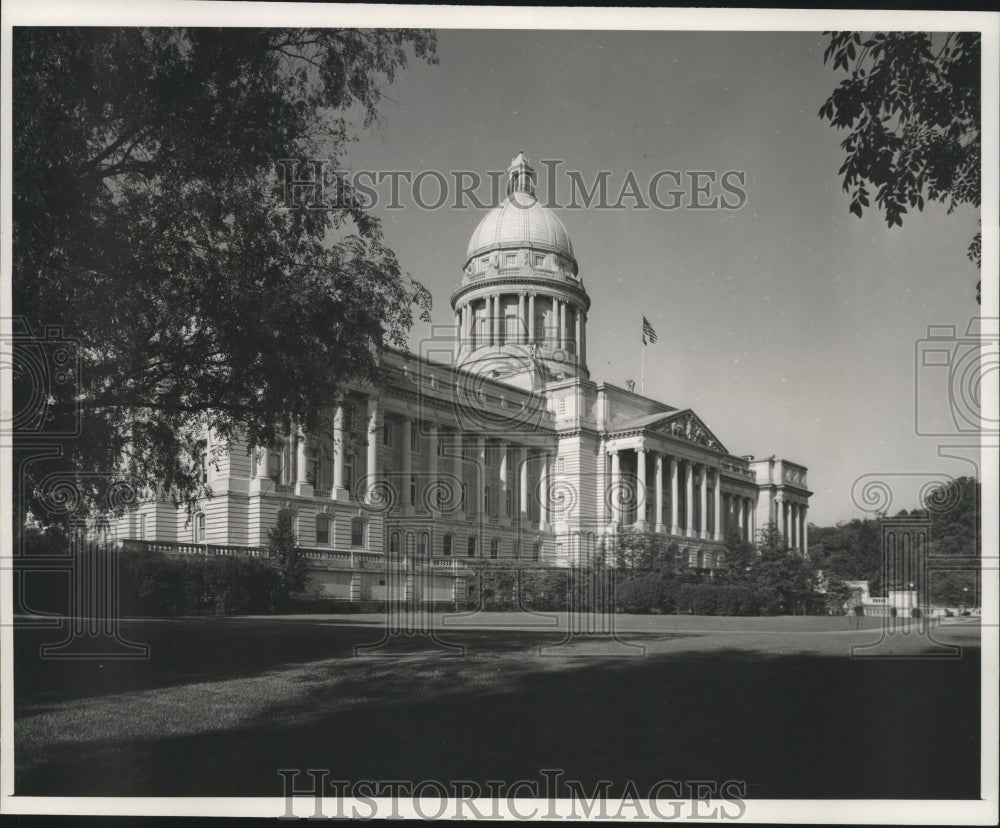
xmin=642 ymin=316 xmax=658 ymax=346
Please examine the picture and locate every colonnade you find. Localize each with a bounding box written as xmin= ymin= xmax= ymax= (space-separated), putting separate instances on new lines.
xmin=455 ymin=291 xmax=586 ymax=362
xmin=776 ymin=496 xmax=809 ymax=554
xmin=607 ymin=447 xmax=756 ymax=542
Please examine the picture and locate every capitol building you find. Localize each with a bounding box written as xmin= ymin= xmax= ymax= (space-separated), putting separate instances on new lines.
xmin=118 ymin=154 xmax=812 ymax=602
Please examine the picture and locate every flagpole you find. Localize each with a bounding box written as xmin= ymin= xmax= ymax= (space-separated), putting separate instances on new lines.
xmin=641 ymin=335 xmax=645 ymax=396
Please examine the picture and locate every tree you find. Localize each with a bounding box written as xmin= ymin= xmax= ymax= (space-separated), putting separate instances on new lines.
xmin=716 ymin=526 xmax=756 ymax=584
xmin=267 ymin=521 xmax=307 ymax=610
xmin=754 ymin=524 xmax=819 ymax=614
xmin=818 ymin=32 xmax=981 ymax=299
xmin=612 ymin=528 xmax=681 ymax=578
xmin=13 ymin=28 xmax=437 ymax=530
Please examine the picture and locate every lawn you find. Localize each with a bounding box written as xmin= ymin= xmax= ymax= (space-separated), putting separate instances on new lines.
xmin=13 ymin=613 xmax=981 ymax=799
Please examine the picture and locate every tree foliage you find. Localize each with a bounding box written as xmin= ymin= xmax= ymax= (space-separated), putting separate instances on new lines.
xmin=818 ymin=31 xmax=981 ymax=294
xmin=13 ymin=28 xmax=437 ymax=528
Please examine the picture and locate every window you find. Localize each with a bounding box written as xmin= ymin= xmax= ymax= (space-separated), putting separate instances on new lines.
xmin=306 ymin=448 xmax=319 ymax=487
xmin=479 ymin=256 xmax=489 ymax=270
xmin=485 ymin=445 xmax=493 ymax=467
xmin=344 ymin=454 xmax=355 ymax=492
xmin=443 ymin=534 xmax=453 ymax=556
xmin=409 ymin=476 xmax=417 ymax=505
xmin=505 ymin=314 xmax=518 ymax=341
xmin=419 ymin=532 xmax=429 ymax=557
xmin=343 ymin=402 xmax=355 ymax=432
xmin=558 ymin=398 xmax=566 ymax=414
xmin=350 ymin=518 xmax=366 ymax=547
xmin=139 ymin=514 xmax=148 ymax=540
xmin=534 ymin=315 xmax=545 ymax=343
xmin=557 ymin=457 xmax=565 ymax=473
xmin=467 ymin=536 xmax=478 ymax=557
xmin=198 ymin=441 xmax=209 ymax=483
xmin=383 ymin=422 xmax=394 ymax=447
xmin=490 ymin=538 xmax=500 ymax=559
xmin=389 ymin=531 xmax=400 ymax=556
xmin=410 ymin=422 xmax=419 ymax=452
xmin=267 ymin=447 xmax=282 ymax=482
xmin=503 ymin=252 xmax=517 ymax=267
xmin=315 ymin=515 xmax=330 ymax=546
xmin=534 ymin=254 xmax=545 ymax=268
xmin=195 ymin=512 xmax=206 ymax=543
xmin=406 ymin=533 xmax=415 ymax=556
xmin=532 ymin=542 xmax=541 ymax=561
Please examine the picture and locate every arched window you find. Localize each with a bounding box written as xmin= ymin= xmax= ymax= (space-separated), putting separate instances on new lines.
xmin=350 ymin=518 xmax=366 ymax=548
xmin=443 ymin=534 xmax=454 ymax=556
xmin=490 ymin=538 xmax=500 ymax=559
xmin=277 ymin=509 xmax=295 ymax=534
xmin=419 ymin=532 xmax=429 ymax=557
xmin=195 ymin=512 xmax=206 ymax=543
xmin=315 ymin=515 xmax=330 ymax=546
xmin=467 ymin=536 xmax=478 ymax=558
xmin=389 ymin=531 xmax=400 ymax=556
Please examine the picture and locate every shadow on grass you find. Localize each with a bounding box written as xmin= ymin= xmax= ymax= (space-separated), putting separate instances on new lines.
xmin=15 ymin=624 xmax=980 ymax=800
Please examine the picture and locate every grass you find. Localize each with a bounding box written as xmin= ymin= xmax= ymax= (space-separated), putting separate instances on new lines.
xmin=14 ymin=613 xmax=981 ymax=798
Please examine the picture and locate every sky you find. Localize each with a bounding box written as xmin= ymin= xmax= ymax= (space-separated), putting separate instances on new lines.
xmin=339 ymin=29 xmax=985 ymax=526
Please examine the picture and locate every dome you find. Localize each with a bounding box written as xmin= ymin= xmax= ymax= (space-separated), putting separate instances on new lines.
xmin=465 ymin=190 xmax=576 ymax=265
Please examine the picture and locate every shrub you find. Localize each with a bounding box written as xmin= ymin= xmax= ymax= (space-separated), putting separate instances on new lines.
xmin=616 ymin=577 xmax=663 ymax=614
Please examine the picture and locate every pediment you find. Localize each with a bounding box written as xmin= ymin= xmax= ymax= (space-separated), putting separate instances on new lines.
xmin=607 ymin=408 xmax=726 ymax=453
xmin=654 ymin=410 xmax=726 ymax=453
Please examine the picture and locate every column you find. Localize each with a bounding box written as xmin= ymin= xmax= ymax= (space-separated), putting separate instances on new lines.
xmin=518 ymin=293 xmax=526 ymax=343
xmin=332 ymin=400 xmax=346 ymax=496
xmin=713 ymin=470 xmax=723 ymax=542
xmin=635 ymin=448 xmax=647 ymax=527
xmin=492 ymin=294 xmax=502 ymax=345
xmin=699 ymin=465 xmax=709 ymax=540
xmin=519 ymin=445 xmax=529 ymax=520
xmin=610 ymin=450 xmax=621 ymax=525
xmin=685 ymin=461 xmax=694 ymax=537
xmin=792 ymin=503 xmax=800 ymax=550
xmin=670 ymin=456 xmax=679 ymax=535
xmin=255 ymin=443 xmax=268 ymax=478
xmin=559 ymin=299 xmax=567 ymax=350
xmin=365 ymin=396 xmax=378 ymax=503
xmin=476 ymin=436 xmax=486 ymax=514
xmin=540 ymin=451 xmax=550 ymax=525
xmin=735 ymin=496 xmax=744 ymax=540
xmin=295 ymin=419 xmax=310 ymax=495
xmin=528 ymin=293 xmax=536 ymax=344
xmin=654 ymin=452 xmax=664 ymax=532
xmin=400 ymin=415 xmax=412 ymax=507
xmin=774 ymin=493 xmax=782 ymax=536
xmin=802 ymin=505 xmax=809 ymax=556
xmin=454 ymin=311 xmax=461 ymax=358
xmin=574 ymin=305 xmax=582 ymax=357
xmin=580 ymin=310 xmax=587 ymax=366
xmin=747 ymin=496 xmax=755 ymax=542
xmin=499 ymin=440 xmax=509 ymax=517
xmin=428 ymin=422 xmax=439 ymax=510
